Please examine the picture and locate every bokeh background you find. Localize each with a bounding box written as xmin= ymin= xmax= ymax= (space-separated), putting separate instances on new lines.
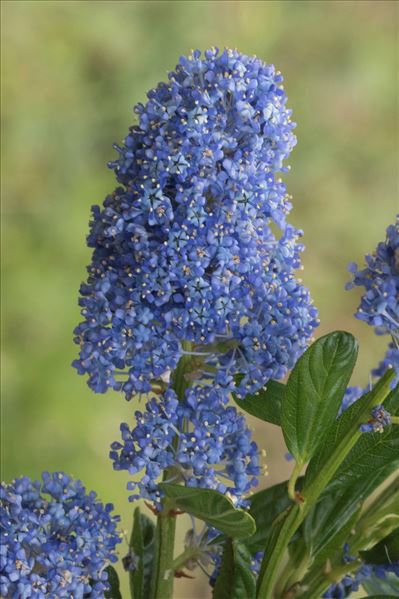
xmin=2 ymin=1 xmax=398 ymax=597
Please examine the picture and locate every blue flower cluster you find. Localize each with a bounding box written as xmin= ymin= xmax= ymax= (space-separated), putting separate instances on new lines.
xmin=340 ymin=381 xmax=395 ymax=435
xmin=342 ymin=217 xmax=399 ymax=417
xmin=372 ymin=341 xmax=399 ymax=387
xmin=323 ymin=547 xmax=399 ymax=598
xmin=347 ymin=217 xmax=399 ymax=338
xmin=110 ymin=383 xmax=259 ymax=506
xmin=0 ymin=472 xmax=121 ymax=599
xmin=73 ymin=47 xmax=318 ymax=399
xmin=359 ymin=404 xmax=392 ymax=433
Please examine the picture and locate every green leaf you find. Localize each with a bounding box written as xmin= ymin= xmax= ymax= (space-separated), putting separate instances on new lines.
xmin=104 ymin=565 xmax=122 ymax=599
xmin=363 ymin=572 xmax=399 ymax=597
xmin=359 ymin=596 xmax=398 ymax=599
xmin=212 ymin=539 xmax=256 ymax=599
xmin=129 ymin=507 xmax=155 ymax=599
xmin=281 ymin=331 xmax=358 ymax=464
xmin=246 ymin=479 xmax=298 ymax=553
xmin=160 ymin=484 xmax=255 ymax=539
xmin=232 ymin=380 xmax=285 ymax=426
xmin=256 ymin=503 xmax=304 ymax=597
xmin=305 ymin=374 xmax=398 ymax=490
xmin=330 ymin=384 xmax=399 ymax=490
xmin=302 ymin=486 xmax=362 ymax=564
xmin=327 ymin=421 xmax=399 ymax=492
xmin=287 ymin=488 xmax=359 ymax=586
xmin=305 ymin=464 xmax=398 ymax=564
xmin=290 ymin=470 xmax=398 ymax=593
xmin=349 ymin=476 xmax=399 ymax=560
xmin=361 ymin=528 xmax=399 ymax=565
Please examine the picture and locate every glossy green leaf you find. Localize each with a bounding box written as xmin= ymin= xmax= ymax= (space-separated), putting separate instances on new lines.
xmin=213 ymin=539 xmax=256 ymax=599
xmin=160 ymin=484 xmax=256 ymax=539
xmin=289 ymin=469 xmax=397 ymax=594
xmin=129 ymin=507 xmax=155 ymax=599
xmin=302 ymin=487 xmax=361 ymax=565
xmin=288 ymin=490 xmax=357 ymax=586
xmin=326 ymin=420 xmax=399 ymax=491
xmin=256 ymin=503 xmax=304 ymax=597
xmin=233 ymin=380 xmax=285 ymax=426
xmin=104 ymin=565 xmax=122 ymax=599
xmin=305 ymin=374 xmax=398 ymax=489
xmin=284 ymin=509 xmax=360 ymax=597
xmin=333 ymin=383 xmax=399 ymax=484
xmin=305 ymin=465 xmax=398 ymax=564
xmin=361 ymin=528 xmax=399 ymax=565
xmin=362 ymin=572 xmax=399 ymax=597
xmin=350 ymin=476 xmax=399 ymax=561
xmin=246 ymin=479 xmax=298 ymax=553
xmin=281 ymin=331 xmax=358 ymax=464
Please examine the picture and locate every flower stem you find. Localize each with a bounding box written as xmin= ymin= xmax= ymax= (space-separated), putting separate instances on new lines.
xmin=151 ymin=503 xmax=177 ymax=599
xmin=172 ymin=341 xmax=193 ymax=401
xmin=150 ymin=343 xmax=194 ymax=599
xmin=277 ymin=546 xmax=310 ymax=597
xmin=257 ymin=504 xmax=305 ymax=598
xmin=288 ymin=460 xmax=303 ymax=502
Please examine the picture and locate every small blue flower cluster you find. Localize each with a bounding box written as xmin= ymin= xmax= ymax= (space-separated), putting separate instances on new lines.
xmin=323 ymin=546 xmax=399 ymax=598
xmin=342 ymin=217 xmax=399 ymax=419
xmin=359 ymin=404 xmax=392 ymax=433
xmin=323 ymin=568 xmax=362 ymax=598
xmin=347 ymin=217 xmax=399 ymax=337
xmin=0 ymin=472 xmax=121 ymax=599
xmin=372 ymin=341 xmax=399 ymax=387
xmin=110 ymin=383 xmax=259 ymax=506
xmin=73 ymin=47 xmax=318 ymax=399
xmin=341 ymin=388 xmax=393 ymax=435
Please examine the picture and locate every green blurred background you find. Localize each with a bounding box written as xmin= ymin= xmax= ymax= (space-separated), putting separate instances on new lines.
xmin=2 ymin=1 xmax=398 ymax=596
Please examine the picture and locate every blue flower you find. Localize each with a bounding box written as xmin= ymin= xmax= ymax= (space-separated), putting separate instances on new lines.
xmin=323 ymin=545 xmax=399 ymax=598
xmin=372 ymin=341 xmax=399 ymax=387
xmin=339 ymin=386 xmax=364 ymax=415
xmin=110 ymin=383 xmax=260 ymax=506
xmin=0 ymin=473 xmax=121 ymax=599
xmin=342 ymin=218 xmax=399 ymax=416
xmin=339 ymin=341 xmax=399 ymax=416
xmin=74 ymin=48 xmax=318 ymax=399
xmin=347 ymin=217 xmax=399 ymax=338
xmin=359 ymin=404 xmax=392 ymax=433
